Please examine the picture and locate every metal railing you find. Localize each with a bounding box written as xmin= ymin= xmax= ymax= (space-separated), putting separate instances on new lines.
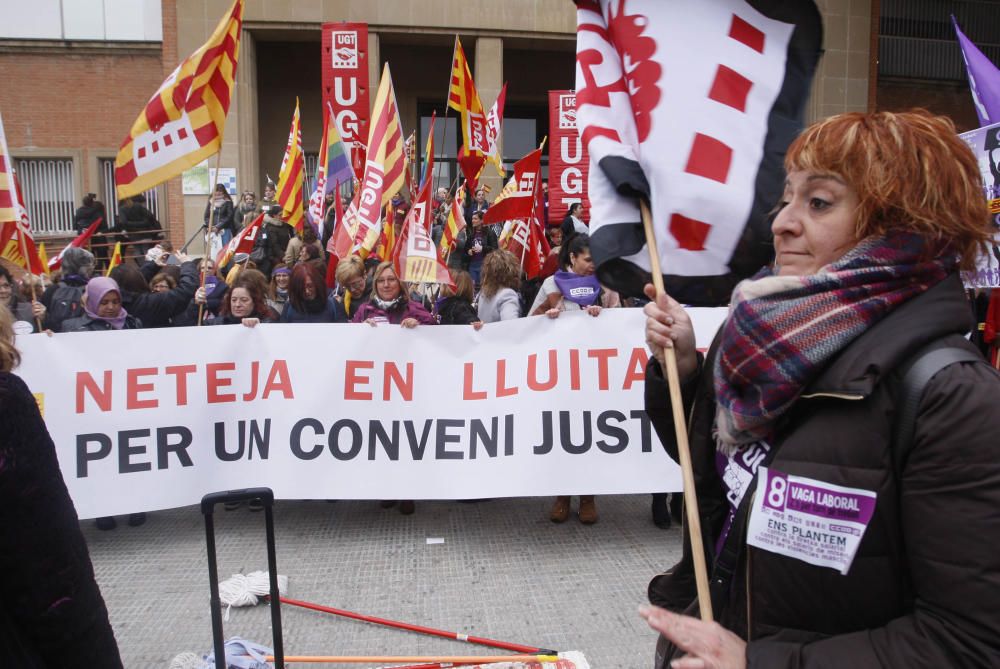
xmin=14 ymin=157 xmax=75 ymax=235
xmin=100 ymin=158 xmax=161 ymax=229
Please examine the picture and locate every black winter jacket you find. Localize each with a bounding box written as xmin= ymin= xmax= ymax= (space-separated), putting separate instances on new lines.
xmin=645 ymin=273 xmax=1000 ymax=668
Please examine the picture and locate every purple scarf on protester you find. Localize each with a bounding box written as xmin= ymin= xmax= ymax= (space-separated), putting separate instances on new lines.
xmin=713 ymin=232 xmax=954 ymax=448
xmin=83 ymin=276 xmax=129 ymax=329
xmin=553 ymin=270 xmax=601 ymax=307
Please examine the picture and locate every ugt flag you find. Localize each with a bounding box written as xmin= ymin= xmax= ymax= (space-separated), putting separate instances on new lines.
xmin=576 ymin=0 xmax=822 ymax=305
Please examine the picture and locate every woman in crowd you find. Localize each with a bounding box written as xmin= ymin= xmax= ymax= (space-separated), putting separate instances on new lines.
xmin=640 ymin=110 xmax=1000 ymax=668
xmin=279 ymin=263 xmax=347 ymax=324
xmin=41 ymin=247 xmax=94 ymax=331
xmin=236 ymin=190 xmax=258 ymax=229
xmin=462 ymin=212 xmax=498 ymax=287
xmin=435 ymin=270 xmax=480 ymax=325
xmin=353 ymin=262 xmax=437 ymax=329
xmin=529 ymin=233 xmax=620 ymax=317
xmin=0 ymin=307 xmax=124 ymax=667
xmin=213 ymin=270 xmax=277 ymax=328
xmin=149 ymin=272 xmax=176 ymax=294
xmin=284 ymin=223 xmax=324 ymax=268
xmin=62 ymin=277 xmax=141 ymax=333
xmin=335 ymin=255 xmax=371 ymax=320
xmin=0 ymin=265 xmax=45 ymax=331
xmin=560 ymin=202 xmax=588 ymax=238
xmin=204 ymin=183 xmax=237 ymax=246
xmin=477 ymin=249 xmax=522 ymax=324
xmin=267 ymin=264 xmax=291 ymax=315
xmin=109 ymin=257 xmax=198 ymax=329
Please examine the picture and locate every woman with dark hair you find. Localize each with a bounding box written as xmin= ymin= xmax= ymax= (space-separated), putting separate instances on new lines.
xmin=0 ymin=265 xmax=45 ymax=331
xmin=285 ymin=223 xmax=324 ymax=267
xmin=352 ymin=261 xmax=437 ymax=329
xmin=41 ymin=247 xmax=95 ymax=332
xmin=109 ymin=255 xmax=198 ymax=329
xmin=528 ymin=233 xmax=620 ymax=318
xmin=279 ymin=263 xmax=347 ymax=323
xmin=640 ymin=110 xmax=1000 ymax=668
xmin=213 ymin=271 xmax=277 ymax=327
xmin=204 ymin=183 xmax=236 ymax=246
xmin=461 ymin=212 xmax=498 ymax=287
xmin=560 ymin=202 xmax=588 ymax=238
xmin=0 ymin=306 xmax=124 ymax=667
xmin=477 ymin=249 xmax=522 ymax=323
xmin=435 ymin=270 xmax=480 ymax=325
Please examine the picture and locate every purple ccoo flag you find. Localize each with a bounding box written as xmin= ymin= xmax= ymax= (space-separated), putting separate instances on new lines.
xmin=953 ymin=15 xmax=1000 ymax=127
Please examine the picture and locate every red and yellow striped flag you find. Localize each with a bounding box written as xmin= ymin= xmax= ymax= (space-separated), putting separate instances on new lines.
xmin=352 ymin=63 xmax=407 ymax=258
xmin=105 ymin=241 xmax=123 ymax=277
xmin=448 ymin=37 xmax=488 ymax=154
xmin=0 ymin=112 xmax=17 ymax=224
xmin=439 ymin=183 xmax=467 ymax=257
xmin=276 ymin=98 xmax=305 ymax=230
xmin=114 ymin=0 xmax=244 ymax=199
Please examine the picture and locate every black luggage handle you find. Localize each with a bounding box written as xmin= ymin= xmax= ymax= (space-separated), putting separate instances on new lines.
xmin=202 ymin=488 xmax=284 ymax=669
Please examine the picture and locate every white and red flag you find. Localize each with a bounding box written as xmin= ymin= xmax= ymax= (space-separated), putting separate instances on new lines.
xmin=576 ymin=0 xmax=821 ymax=305
xmin=393 ymin=175 xmax=453 ymax=288
xmin=483 ymin=148 xmax=542 ymax=226
xmin=48 ymin=218 xmax=103 ymax=272
xmin=216 ymin=212 xmax=264 ymax=267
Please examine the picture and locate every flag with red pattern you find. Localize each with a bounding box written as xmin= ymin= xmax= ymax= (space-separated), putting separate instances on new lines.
xmin=216 ymin=212 xmax=264 ymax=267
xmin=576 ymin=0 xmax=821 ymax=305
xmin=48 ymin=218 xmax=103 ymax=272
xmin=393 ymin=174 xmax=453 ymax=287
xmin=483 ymin=149 xmax=541 ymax=226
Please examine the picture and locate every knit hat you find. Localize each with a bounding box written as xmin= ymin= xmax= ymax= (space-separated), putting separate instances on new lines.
xmin=62 ymin=247 xmax=96 ymax=278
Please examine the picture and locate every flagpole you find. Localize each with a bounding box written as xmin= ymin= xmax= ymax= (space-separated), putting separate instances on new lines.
xmin=434 ymin=35 xmax=459 ymax=197
xmin=640 ymin=199 xmax=713 ymax=623
xmin=14 ymin=223 xmax=43 ymax=332
xmin=198 ymin=150 xmax=225 ymax=326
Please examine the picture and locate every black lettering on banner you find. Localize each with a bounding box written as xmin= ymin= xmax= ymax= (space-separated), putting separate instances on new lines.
xmin=533 ymin=411 xmax=554 ymax=454
xmin=245 ymin=419 xmax=271 ymax=460
xmin=369 ymin=421 xmax=399 ymax=460
xmin=156 ymin=426 xmax=194 ymax=469
xmin=216 ymin=420 xmax=272 ymax=461
xmin=630 ymin=410 xmax=654 ymax=452
xmin=404 ymin=420 xmax=432 ymax=460
xmin=119 ymin=429 xmax=153 ymax=473
xmin=596 ymin=410 xmax=628 ymax=453
xmin=76 ymin=433 xmax=112 ymax=478
xmin=504 ymin=414 xmax=514 ymax=456
xmin=560 ymin=411 xmax=592 ymax=454
xmin=329 ymin=419 xmax=362 ymax=460
xmin=435 ymin=419 xmax=464 ymax=459
xmin=470 ymin=417 xmax=498 ymax=459
xmin=290 ymin=418 xmax=324 ymax=460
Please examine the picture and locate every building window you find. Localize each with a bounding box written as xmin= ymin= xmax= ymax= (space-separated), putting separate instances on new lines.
xmin=99 ymin=158 xmax=162 ymax=230
xmin=15 ymin=157 xmax=75 ymax=235
xmin=0 ymin=0 xmax=163 ymax=42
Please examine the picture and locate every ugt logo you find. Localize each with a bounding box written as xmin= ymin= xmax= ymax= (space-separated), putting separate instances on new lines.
xmin=332 ymin=31 xmax=358 ymax=69
xmin=559 ymin=94 xmax=577 ymax=130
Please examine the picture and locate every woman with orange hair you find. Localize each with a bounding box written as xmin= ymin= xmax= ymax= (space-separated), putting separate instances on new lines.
xmin=640 ymin=111 xmax=1000 ymax=667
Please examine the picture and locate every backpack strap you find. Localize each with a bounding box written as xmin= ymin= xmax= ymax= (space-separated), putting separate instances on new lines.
xmin=891 ymin=346 xmax=983 ymax=471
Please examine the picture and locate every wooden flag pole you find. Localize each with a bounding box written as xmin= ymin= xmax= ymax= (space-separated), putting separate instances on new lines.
xmin=198 ymin=151 xmax=225 ymax=326
xmin=15 ymin=223 xmax=43 ymax=332
xmin=433 ymin=35 xmax=458 ymax=197
xmin=640 ymin=199 xmax=713 ymax=623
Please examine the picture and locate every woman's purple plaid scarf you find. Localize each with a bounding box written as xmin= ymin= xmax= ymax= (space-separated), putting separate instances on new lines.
xmin=714 ymin=232 xmax=954 ymax=447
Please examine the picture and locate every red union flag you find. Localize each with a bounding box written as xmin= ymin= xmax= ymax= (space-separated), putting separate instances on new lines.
xmin=216 ymin=212 xmax=264 ymax=267
xmin=483 ymin=149 xmax=542 ymax=226
xmin=322 ymin=23 xmax=370 ymax=182
xmin=548 ymin=91 xmax=591 ymax=227
xmin=393 ymin=179 xmax=453 ymax=287
xmin=115 ymin=0 xmax=243 ymax=199
xmin=575 ymin=0 xmax=821 ymax=305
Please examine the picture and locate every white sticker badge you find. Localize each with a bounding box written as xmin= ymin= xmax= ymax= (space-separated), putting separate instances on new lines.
xmin=747 ymin=467 xmax=877 ymax=575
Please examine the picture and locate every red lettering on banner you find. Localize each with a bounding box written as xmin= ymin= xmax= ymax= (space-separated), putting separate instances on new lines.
xmin=622 ymin=347 xmax=650 ymax=390
xmin=569 ymin=349 xmax=581 ymax=390
xmin=242 ymin=360 xmax=260 ymax=401
xmin=262 ymin=360 xmax=294 ymax=400
xmin=127 ymin=367 xmax=159 ymax=410
xmin=463 ymin=362 xmax=488 ymax=400
xmin=587 ymin=348 xmax=619 ymax=391
xmin=76 ymin=370 xmax=112 ymax=413
xmin=207 ymin=363 xmax=237 ymax=404
xmin=496 ymin=360 xmax=518 ymax=397
xmin=345 ymin=360 xmax=374 ymax=400
xmin=383 ymin=362 xmax=413 ymax=401
xmin=527 ymin=350 xmax=559 ymax=391
xmin=165 ymin=364 xmax=197 ymax=405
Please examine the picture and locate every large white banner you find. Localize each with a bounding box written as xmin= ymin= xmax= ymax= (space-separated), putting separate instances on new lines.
xmin=16 ymin=308 xmax=726 ymax=519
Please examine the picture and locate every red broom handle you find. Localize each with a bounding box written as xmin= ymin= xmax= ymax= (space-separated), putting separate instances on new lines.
xmin=273 ymin=595 xmax=555 ymax=655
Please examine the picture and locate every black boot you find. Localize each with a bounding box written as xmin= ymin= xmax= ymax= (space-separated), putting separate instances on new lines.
xmin=651 ymin=493 xmax=671 ymax=530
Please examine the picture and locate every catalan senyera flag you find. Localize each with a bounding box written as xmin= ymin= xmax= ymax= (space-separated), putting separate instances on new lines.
xmin=276 ymin=98 xmax=305 ymax=231
xmin=37 ymin=243 xmax=50 ymax=276
xmin=376 ymin=205 xmax=395 ymax=262
xmin=448 ymin=37 xmax=490 ymax=189
xmin=439 ymin=182 xmax=467 ymax=257
xmin=114 ymin=0 xmax=244 ymax=199
xmin=419 ymin=111 xmax=436 ymax=190
xmin=0 ymin=113 xmax=46 ymax=276
xmin=352 ymin=63 xmax=407 ymax=259
xmin=105 ymin=242 xmax=123 ymax=276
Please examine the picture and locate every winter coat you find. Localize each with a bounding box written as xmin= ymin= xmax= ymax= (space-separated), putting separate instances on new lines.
xmin=477 ymin=287 xmax=521 ymax=323
xmin=279 ymin=297 xmax=347 ymax=324
xmin=120 ymin=260 xmax=199 ymax=328
xmin=117 ymin=202 xmax=161 ymax=239
xmin=252 ymin=218 xmax=294 ymax=277
xmin=645 ymin=273 xmax=1000 ymax=667
xmin=41 ymin=276 xmax=88 ymax=332
xmin=62 ymin=313 xmax=142 ymax=332
xmin=461 ymin=226 xmax=498 ymax=270
xmin=204 ymin=199 xmax=236 ymax=234
xmin=352 ymin=300 xmax=437 ymax=326
xmin=0 ymin=373 xmax=123 ymax=667
xmin=436 ymin=296 xmax=479 ymax=325
xmin=72 ymin=203 xmax=108 ymax=235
